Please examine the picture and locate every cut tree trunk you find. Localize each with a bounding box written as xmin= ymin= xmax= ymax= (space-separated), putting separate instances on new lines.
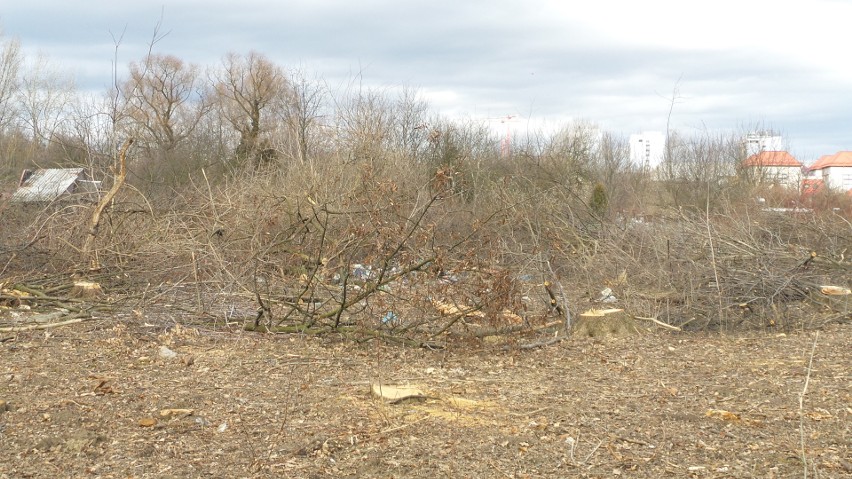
xmin=573 ymin=308 xmax=640 ymax=338
xmin=82 ymin=137 xmax=133 ymax=271
xmin=70 ymin=281 xmax=103 ymax=299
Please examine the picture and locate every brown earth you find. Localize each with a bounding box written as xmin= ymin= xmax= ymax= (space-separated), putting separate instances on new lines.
xmin=0 ymin=315 xmax=850 ymax=478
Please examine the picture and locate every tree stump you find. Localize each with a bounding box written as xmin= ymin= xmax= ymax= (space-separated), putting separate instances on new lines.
xmin=572 ymin=308 xmax=639 ymax=338
xmin=70 ymin=281 xmax=103 ymax=299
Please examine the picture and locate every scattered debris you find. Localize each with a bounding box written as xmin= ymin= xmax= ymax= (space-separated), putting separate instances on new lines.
xmin=595 ymin=288 xmax=618 ymax=303
xmin=381 ymin=311 xmax=399 ymax=325
xmin=351 ymin=264 xmax=374 ymax=281
xmin=158 ymin=345 xmax=178 ymax=359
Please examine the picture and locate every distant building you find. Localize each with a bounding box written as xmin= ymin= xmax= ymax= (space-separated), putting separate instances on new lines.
xmin=806 ymin=152 xmax=852 ymax=193
xmin=744 ymin=133 xmax=784 ymax=157
xmin=10 ymin=168 xmax=100 ymax=203
xmin=741 ymin=151 xmax=803 ymax=188
xmin=629 ymin=131 xmax=665 ymax=171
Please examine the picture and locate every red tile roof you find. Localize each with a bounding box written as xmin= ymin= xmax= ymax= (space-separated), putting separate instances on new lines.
xmin=809 ymin=151 xmax=852 ymax=170
xmin=743 ymin=151 xmax=802 ymax=167
xmin=801 ymin=178 xmax=825 ymax=195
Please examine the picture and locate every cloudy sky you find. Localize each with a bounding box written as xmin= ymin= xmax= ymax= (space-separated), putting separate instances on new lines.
xmin=3 ymin=0 xmax=851 ymax=162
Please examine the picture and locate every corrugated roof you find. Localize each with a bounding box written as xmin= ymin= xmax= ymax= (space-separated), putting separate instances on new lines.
xmin=10 ymin=168 xmax=86 ymax=203
xmin=743 ymin=151 xmax=802 ymax=167
xmin=809 ymin=151 xmax=852 ymax=170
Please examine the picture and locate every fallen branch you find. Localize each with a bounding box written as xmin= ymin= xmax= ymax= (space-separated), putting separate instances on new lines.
xmin=502 ymin=333 xmax=565 ymax=351
xmin=633 ymin=315 xmax=682 ymax=331
xmin=0 ymin=312 xmax=92 ymax=332
xmin=516 ymin=335 xmax=564 ymax=350
xmin=377 ymin=415 xmax=430 ymax=435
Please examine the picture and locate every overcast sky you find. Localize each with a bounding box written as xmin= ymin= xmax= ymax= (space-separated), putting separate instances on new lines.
xmin=3 ymin=0 xmax=851 ymax=162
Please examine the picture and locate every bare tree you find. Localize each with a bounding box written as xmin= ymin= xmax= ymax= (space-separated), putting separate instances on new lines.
xmin=390 ymin=85 xmax=430 ymax=161
xmin=0 ymin=33 xmax=22 ymax=132
xmin=17 ymin=52 xmax=76 ymax=146
xmin=123 ymin=53 xmax=210 ymax=154
xmin=334 ymin=80 xmax=394 ymax=162
xmin=212 ymin=51 xmax=286 ymax=168
xmin=277 ymin=67 xmax=325 ymax=164
xmin=515 ymin=120 xmax=598 ymax=190
xmin=661 ymin=130 xmax=742 ymax=210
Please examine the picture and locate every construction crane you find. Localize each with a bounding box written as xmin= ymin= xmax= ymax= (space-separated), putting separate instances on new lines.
xmin=485 ymin=115 xmax=519 ymax=157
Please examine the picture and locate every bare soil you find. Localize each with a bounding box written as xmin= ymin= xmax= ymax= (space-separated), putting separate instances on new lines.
xmin=1 ymin=315 xmax=850 ymax=478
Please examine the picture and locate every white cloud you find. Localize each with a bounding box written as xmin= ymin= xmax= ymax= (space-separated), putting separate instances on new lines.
xmin=3 ymin=0 xmax=852 ymax=160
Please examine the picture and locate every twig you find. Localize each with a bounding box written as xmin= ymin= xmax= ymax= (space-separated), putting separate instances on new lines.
xmin=633 ymin=315 xmax=682 ymax=331
xmin=507 ymin=406 xmax=550 ymax=417
xmin=506 ymin=335 xmax=564 ymax=351
xmin=489 ymin=460 xmax=514 ymax=479
xmin=582 ymin=440 xmax=603 ymax=463
xmin=614 ymin=435 xmax=654 ymax=447
xmin=377 ymin=415 xmax=429 ymax=435
xmin=799 ymin=332 xmax=819 ymax=479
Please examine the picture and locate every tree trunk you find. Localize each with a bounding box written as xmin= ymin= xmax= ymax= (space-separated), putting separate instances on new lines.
xmin=82 ymin=137 xmax=134 ymax=271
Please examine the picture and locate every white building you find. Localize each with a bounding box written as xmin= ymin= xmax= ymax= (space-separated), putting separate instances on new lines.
xmin=807 ymin=152 xmax=852 ymax=193
xmin=742 ymin=151 xmax=803 ymax=188
xmin=744 ymin=133 xmax=784 ymax=157
xmin=629 ymin=131 xmax=665 ymax=170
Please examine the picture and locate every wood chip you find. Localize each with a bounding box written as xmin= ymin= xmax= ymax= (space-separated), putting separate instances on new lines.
xmin=138 ymin=417 xmax=157 ymax=427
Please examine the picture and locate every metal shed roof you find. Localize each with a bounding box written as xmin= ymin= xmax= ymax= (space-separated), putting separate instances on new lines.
xmin=10 ymin=168 xmax=87 ymax=203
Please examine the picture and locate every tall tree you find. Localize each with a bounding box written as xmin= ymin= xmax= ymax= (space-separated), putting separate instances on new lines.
xmin=280 ymin=68 xmax=325 ymax=164
xmin=17 ymin=52 xmax=75 ymax=145
xmin=123 ymin=53 xmax=209 ymax=153
xmin=0 ymin=33 xmax=21 ymax=132
xmin=212 ymin=51 xmax=285 ymax=168
xmin=390 ymin=85 xmax=430 ymax=161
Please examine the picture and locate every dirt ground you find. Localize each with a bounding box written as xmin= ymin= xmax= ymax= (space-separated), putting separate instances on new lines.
xmin=1 ymin=313 xmax=850 ymax=478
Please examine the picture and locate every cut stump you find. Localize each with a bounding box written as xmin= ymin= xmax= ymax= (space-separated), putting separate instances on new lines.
xmin=70 ymin=281 xmax=103 ymax=299
xmin=370 ymin=383 xmax=429 ymax=404
xmin=573 ymin=308 xmax=639 ymax=338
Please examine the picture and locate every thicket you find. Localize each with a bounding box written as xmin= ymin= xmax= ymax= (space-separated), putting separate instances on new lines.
xmin=0 ymin=34 xmax=849 ymax=344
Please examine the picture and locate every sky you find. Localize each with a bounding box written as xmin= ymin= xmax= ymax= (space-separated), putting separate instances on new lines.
xmin=3 ymin=0 xmax=852 ymax=163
